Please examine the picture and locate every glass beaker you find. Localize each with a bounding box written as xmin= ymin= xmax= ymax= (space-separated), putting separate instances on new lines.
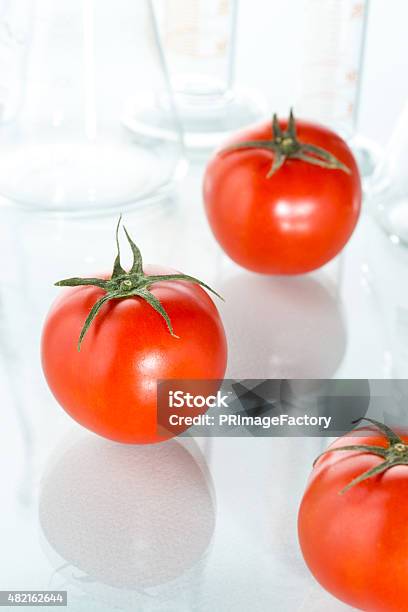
xmin=0 ymin=0 xmax=186 ymax=214
xmin=124 ymin=0 xmax=267 ymax=153
xmin=0 ymin=0 xmax=32 ymax=123
xmin=371 ymin=100 xmax=408 ymax=245
xmin=296 ymin=0 xmax=382 ymax=186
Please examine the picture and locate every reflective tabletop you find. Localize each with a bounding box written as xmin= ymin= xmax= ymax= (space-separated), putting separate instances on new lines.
xmin=0 ymin=163 xmax=403 ymax=611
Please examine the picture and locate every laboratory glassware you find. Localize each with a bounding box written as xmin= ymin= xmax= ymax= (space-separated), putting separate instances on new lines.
xmin=0 ymin=0 xmax=31 ymax=123
xmin=0 ymin=0 xmax=186 ymax=214
xmin=296 ymin=0 xmax=381 ymax=186
xmin=371 ymin=100 xmax=408 ymax=246
xmin=124 ymin=0 xmax=267 ymax=153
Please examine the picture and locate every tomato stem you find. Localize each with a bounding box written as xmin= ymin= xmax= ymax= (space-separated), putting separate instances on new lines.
xmin=55 ymin=217 xmax=223 ymax=351
xmin=313 ymin=417 xmax=408 ymax=494
xmin=223 ymin=109 xmax=351 ymax=177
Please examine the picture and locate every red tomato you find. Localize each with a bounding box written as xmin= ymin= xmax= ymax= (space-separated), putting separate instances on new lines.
xmin=298 ymin=426 xmax=408 ymax=611
xmin=41 ymin=264 xmax=227 ymax=444
xmin=203 ymin=114 xmax=362 ymax=274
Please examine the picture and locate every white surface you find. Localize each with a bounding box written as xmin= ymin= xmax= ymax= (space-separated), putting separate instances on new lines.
xmin=0 ymin=164 xmax=404 ymax=611
xmin=1 ymin=1 xmax=407 ymax=610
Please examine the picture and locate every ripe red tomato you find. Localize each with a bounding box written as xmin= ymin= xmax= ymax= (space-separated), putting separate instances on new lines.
xmin=42 ymin=257 xmax=227 ymax=444
xmin=203 ymin=112 xmax=362 ymax=274
xmin=298 ymin=422 xmax=408 ymax=611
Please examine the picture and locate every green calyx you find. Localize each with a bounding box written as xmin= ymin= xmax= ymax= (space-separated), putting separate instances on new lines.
xmin=224 ymin=109 xmax=351 ymax=177
xmin=314 ymin=417 xmax=408 ymax=494
xmin=55 ymin=217 xmax=223 ymax=351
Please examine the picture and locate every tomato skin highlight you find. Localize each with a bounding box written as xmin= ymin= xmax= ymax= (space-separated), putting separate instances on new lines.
xmin=298 ymin=430 xmax=408 ymax=612
xmin=203 ymin=119 xmax=362 ymax=274
xmin=41 ymin=265 xmax=227 ymax=444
